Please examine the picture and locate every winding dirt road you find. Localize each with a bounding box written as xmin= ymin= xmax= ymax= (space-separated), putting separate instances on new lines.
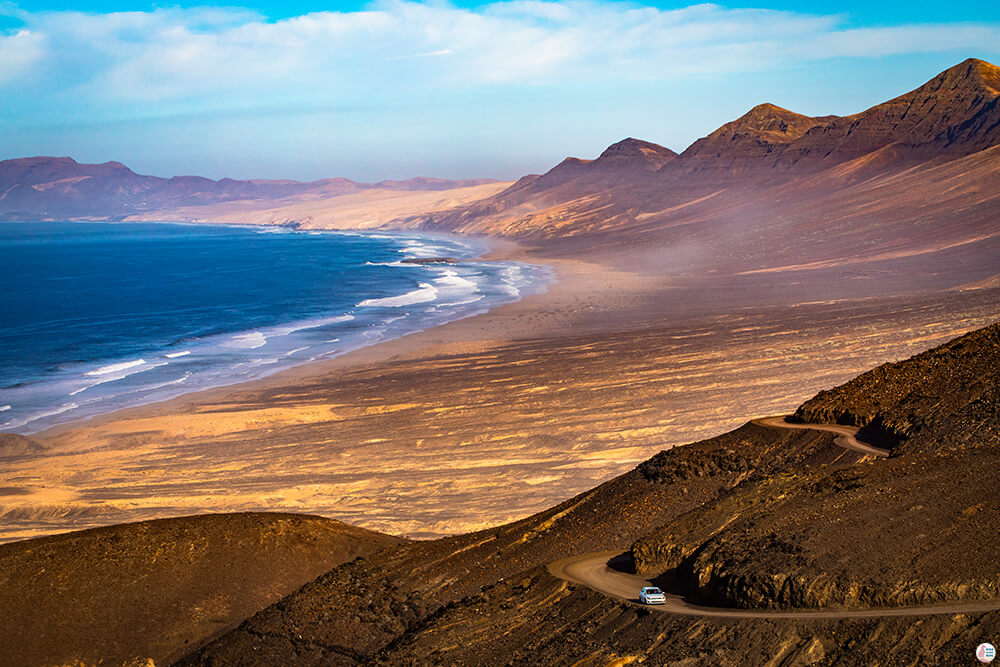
xmin=548 ymin=552 xmax=1000 ymax=618
xmin=547 ymin=416 xmax=1000 ymax=618
xmin=751 ymin=415 xmax=889 ymax=458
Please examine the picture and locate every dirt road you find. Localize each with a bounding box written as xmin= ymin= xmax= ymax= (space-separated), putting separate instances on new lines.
xmin=547 ymin=417 xmax=1000 ymax=618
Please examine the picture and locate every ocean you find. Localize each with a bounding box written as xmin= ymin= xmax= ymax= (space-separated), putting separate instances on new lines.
xmin=0 ymin=221 xmax=549 ymax=434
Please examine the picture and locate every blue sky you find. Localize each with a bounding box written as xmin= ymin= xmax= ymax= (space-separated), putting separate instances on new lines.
xmin=1 ymin=0 xmax=998 ymax=182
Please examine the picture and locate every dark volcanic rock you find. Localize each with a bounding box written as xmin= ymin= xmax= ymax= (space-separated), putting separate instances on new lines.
xmin=630 ymin=321 xmax=1000 ymax=611
xmin=792 ymin=320 xmax=1000 ymax=455
xmin=177 ymin=425 xmax=862 ymax=665
xmin=179 ymin=320 xmax=1000 ymax=665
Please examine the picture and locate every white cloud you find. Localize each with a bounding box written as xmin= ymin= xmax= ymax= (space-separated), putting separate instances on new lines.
xmin=1 ymin=1 xmax=998 ymax=115
xmin=0 ymin=29 xmax=44 ymax=83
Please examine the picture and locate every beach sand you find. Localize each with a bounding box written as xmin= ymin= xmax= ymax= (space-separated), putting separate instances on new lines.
xmin=3 ymin=238 xmax=999 ymax=542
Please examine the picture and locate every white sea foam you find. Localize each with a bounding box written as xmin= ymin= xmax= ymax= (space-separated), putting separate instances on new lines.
xmin=137 ymin=373 xmax=191 ymax=392
xmin=86 ymin=359 xmax=146 ymax=376
xmin=95 ymin=372 xmax=192 ymax=401
xmin=272 ymin=314 xmax=354 ymax=336
xmin=71 ymin=361 xmax=169 ymax=396
xmin=498 ymin=265 xmax=526 ymax=297
xmin=286 ymin=346 xmax=310 ymax=356
xmin=434 ymin=269 xmax=479 ymax=290
xmin=357 ymin=283 xmax=438 ymax=308
xmin=225 ymin=332 xmax=268 ymax=349
xmin=164 ymin=350 xmax=191 ymax=358
xmin=398 ymin=240 xmax=445 ymax=259
xmin=0 ymin=405 xmax=10 ymax=412
xmin=441 ymin=294 xmax=486 ymax=307
xmin=9 ymin=402 xmax=79 ymax=430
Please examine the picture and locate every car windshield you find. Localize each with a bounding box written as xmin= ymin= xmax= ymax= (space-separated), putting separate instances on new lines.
xmin=644 ymin=588 xmax=662 ymax=594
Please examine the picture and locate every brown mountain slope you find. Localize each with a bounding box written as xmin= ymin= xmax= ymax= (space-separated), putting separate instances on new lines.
xmin=178 ymin=321 xmax=1000 ymax=665
xmin=414 ymin=141 xmax=1000 ymax=308
xmin=0 ymin=512 xmax=401 ymax=667
xmin=781 ymin=57 xmax=1000 ymax=166
xmin=674 ymin=103 xmax=839 ymax=179
xmin=675 ymin=58 xmax=1000 ymax=179
xmin=414 ymin=58 xmax=1000 ymax=241
xmin=465 ymin=137 xmax=676 ymax=211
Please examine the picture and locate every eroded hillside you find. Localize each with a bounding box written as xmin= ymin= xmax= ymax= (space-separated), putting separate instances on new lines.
xmin=177 ymin=321 xmax=1000 ymax=665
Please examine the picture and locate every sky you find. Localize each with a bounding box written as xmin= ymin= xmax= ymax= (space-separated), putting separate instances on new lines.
xmin=1 ymin=0 xmax=998 ymax=182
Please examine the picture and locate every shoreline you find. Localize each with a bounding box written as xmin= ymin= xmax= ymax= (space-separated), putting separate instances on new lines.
xmin=5 ymin=225 xmax=555 ymax=438
xmin=37 ymin=244 xmax=640 ymax=444
xmin=32 ymin=228 xmax=658 ymax=445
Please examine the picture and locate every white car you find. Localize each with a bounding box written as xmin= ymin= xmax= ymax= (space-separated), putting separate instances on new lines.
xmin=638 ymin=586 xmax=666 ymax=605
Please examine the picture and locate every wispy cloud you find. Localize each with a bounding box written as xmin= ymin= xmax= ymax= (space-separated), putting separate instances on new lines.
xmin=2 ymin=0 xmax=998 ymax=120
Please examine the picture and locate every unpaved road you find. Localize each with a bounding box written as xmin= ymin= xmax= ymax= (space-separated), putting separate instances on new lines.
xmin=752 ymin=415 xmax=889 ymax=458
xmin=548 ymin=552 xmax=1000 ymax=618
xmin=547 ymin=416 xmax=1000 ymax=618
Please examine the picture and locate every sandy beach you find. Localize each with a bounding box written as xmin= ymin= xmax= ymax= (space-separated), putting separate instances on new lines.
xmin=4 ymin=233 xmax=999 ymax=542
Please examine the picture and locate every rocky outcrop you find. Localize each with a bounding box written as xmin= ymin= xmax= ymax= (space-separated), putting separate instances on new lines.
xmin=627 ymin=323 xmax=1000 ymax=613
xmin=793 ymin=321 xmax=1000 ymax=455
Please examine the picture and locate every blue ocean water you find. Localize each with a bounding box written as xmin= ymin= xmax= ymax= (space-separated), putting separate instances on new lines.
xmin=0 ymin=222 xmax=549 ymax=433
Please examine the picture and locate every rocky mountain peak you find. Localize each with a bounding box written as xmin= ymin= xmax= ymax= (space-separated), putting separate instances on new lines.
xmin=924 ymin=57 xmax=1000 ymax=96
xmin=595 ymin=138 xmax=677 ymax=169
xmin=707 ymin=103 xmax=834 ymax=145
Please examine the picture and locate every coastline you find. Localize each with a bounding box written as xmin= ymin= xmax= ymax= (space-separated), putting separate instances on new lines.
xmin=5 ymin=226 xmax=1000 ymax=542
xmin=2 ymin=224 xmax=552 ymax=436
xmin=30 ymin=232 xmax=574 ymax=440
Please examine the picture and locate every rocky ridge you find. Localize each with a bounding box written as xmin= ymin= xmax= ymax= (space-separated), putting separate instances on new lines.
xmin=631 ymin=322 xmax=1000 ymax=611
xmin=792 ymin=321 xmax=1000 ymax=455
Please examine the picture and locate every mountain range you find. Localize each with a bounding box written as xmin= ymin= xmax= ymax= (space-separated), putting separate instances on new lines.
xmin=5 ymin=59 xmax=998 ymax=239
xmin=0 ymin=156 xmax=496 ymax=221
xmin=415 ymin=58 xmax=1000 ymax=241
